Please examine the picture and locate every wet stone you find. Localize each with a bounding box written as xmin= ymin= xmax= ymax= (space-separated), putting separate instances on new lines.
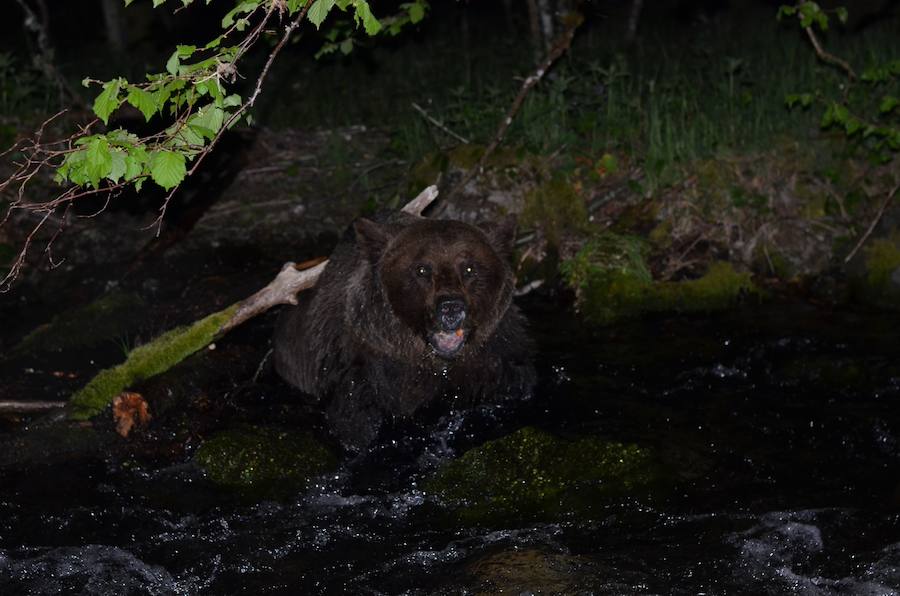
xmin=424 ymin=426 xmax=662 ymax=524
xmin=193 ymin=425 xmax=337 ymax=499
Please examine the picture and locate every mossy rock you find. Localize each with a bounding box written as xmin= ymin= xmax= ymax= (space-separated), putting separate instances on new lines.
xmin=424 ymin=427 xmax=660 ymax=524
xmin=194 ymin=426 xmax=337 ymax=498
xmin=14 ymin=291 xmax=146 ymax=355
xmin=563 ymin=233 xmax=758 ymax=325
xmin=851 ymin=238 xmax=900 ymax=309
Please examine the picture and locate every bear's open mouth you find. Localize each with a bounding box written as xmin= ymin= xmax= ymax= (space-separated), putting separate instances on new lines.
xmin=429 ymin=328 xmax=466 ymax=358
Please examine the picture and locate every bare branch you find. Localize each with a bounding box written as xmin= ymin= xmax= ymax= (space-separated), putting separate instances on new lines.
xmin=411 ymin=102 xmax=470 ymax=144
xmin=0 ymin=400 xmax=66 ymax=414
xmin=843 ymin=180 xmax=900 ymax=264
xmin=804 ymin=26 xmax=857 ymax=81
xmin=449 ymin=14 xmax=583 ymax=197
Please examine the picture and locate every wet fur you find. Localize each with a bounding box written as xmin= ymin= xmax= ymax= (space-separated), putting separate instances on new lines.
xmin=273 ymin=212 xmax=535 ymax=451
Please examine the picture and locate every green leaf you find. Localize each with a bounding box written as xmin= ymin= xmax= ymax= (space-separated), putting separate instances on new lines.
xmin=835 ymin=7 xmax=848 ymax=24
xmin=167 ymin=123 xmax=205 ymax=149
xmin=222 ymin=94 xmax=242 ymax=108
xmin=776 ymin=5 xmax=796 ymax=20
xmin=108 ymin=128 xmax=140 ymax=145
xmin=339 ymin=38 xmax=354 ymax=54
xmin=108 ymin=149 xmax=128 ymax=183
xmin=407 ymin=0 xmax=426 ymax=24
xmin=123 ymin=154 xmax=143 ymax=182
xmin=127 ymin=86 xmax=158 ymax=122
xmin=352 ymin=0 xmax=381 ymax=35
xmin=308 ymin=0 xmax=336 ymax=29
xmin=149 ymin=150 xmax=187 ymax=191
xmin=879 ymin=95 xmax=899 ymax=114
xmin=222 ymin=1 xmax=259 ymax=28
xmin=152 ymin=0 xmax=167 ymax=6
xmin=166 ymin=51 xmax=180 ymax=76
xmin=189 ymin=104 xmax=225 ymax=140
xmin=85 ymin=137 xmax=113 ymax=188
xmin=93 ymin=78 xmax=124 ymax=125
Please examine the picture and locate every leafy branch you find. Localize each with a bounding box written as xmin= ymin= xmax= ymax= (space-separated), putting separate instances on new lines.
xmin=778 ymin=2 xmax=899 ymax=260
xmin=778 ymin=2 xmax=899 ymax=157
xmin=0 ymin=0 xmax=429 ymax=291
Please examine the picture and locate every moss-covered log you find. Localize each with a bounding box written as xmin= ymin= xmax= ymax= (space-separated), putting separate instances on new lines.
xmin=68 ymin=304 xmax=238 ymax=420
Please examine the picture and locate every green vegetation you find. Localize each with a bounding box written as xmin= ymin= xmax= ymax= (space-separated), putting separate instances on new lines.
xmin=562 ymin=233 xmax=758 ymax=325
xmin=271 ymin=4 xmax=898 ymax=191
xmin=853 ymin=237 xmax=900 ymax=308
xmin=194 ymin=426 xmax=336 ymax=498
xmin=68 ymin=303 xmax=238 ymax=419
xmin=425 ymin=426 xmax=660 ymax=524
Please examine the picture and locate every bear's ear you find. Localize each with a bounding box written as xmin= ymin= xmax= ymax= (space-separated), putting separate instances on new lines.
xmin=354 ymin=218 xmax=391 ymax=262
xmin=479 ymin=215 xmax=517 ymax=260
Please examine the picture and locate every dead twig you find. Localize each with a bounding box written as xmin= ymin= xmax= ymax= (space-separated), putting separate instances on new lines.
xmin=411 ymin=102 xmax=470 ymax=145
xmin=449 ymin=13 xmax=583 ymax=198
xmin=843 ymin=180 xmax=900 ymax=264
xmin=218 ymin=185 xmax=439 ymax=334
xmin=0 ymin=400 xmax=66 ymax=413
xmin=804 ymin=26 xmax=857 ymax=81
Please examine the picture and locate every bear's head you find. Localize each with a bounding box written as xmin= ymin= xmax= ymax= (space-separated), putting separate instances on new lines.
xmin=354 ymin=216 xmax=517 ymax=359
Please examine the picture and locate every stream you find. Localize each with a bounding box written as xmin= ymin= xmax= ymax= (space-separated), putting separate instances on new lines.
xmin=1 ymin=299 xmax=899 ymax=594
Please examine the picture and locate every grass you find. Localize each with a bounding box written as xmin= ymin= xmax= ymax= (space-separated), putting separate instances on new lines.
xmin=262 ymin=3 xmax=898 ymax=190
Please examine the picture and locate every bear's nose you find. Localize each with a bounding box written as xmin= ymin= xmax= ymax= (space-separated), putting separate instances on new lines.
xmin=437 ymin=298 xmax=466 ymax=331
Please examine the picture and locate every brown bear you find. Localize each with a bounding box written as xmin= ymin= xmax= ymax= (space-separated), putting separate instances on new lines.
xmin=273 ymin=211 xmax=535 ymax=452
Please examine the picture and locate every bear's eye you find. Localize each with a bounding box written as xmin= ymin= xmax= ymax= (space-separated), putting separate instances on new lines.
xmin=414 ymin=264 xmax=432 ymax=278
xmin=461 ymin=263 xmax=477 ymax=279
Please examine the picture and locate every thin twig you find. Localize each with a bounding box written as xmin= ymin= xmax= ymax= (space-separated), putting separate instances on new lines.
xmin=411 ymin=102 xmax=470 ymax=144
xmin=449 ymin=14 xmax=583 ymax=198
xmin=843 ymin=181 xmax=900 ymax=264
xmin=804 ymin=26 xmax=857 ymax=80
xmin=0 ymin=400 xmax=66 ymax=413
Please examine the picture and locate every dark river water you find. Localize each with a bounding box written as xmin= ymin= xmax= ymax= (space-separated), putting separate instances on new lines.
xmin=1 ymin=301 xmax=899 ymax=595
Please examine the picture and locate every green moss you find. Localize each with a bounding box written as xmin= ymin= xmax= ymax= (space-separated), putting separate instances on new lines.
xmin=14 ymin=291 xmax=145 ymax=355
xmin=522 ymin=174 xmax=589 ymax=247
xmin=424 ymin=427 xmax=659 ymax=524
xmin=861 ymin=239 xmax=900 ymax=306
xmin=68 ymin=303 xmax=239 ymax=420
xmin=194 ymin=426 xmax=337 ymax=498
xmin=444 ymin=143 xmax=484 ymax=170
xmin=563 ymin=234 xmax=757 ymax=325
xmin=652 ymin=261 xmax=757 ymax=312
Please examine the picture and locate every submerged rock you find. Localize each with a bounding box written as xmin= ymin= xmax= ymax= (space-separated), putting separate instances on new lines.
xmin=425 ymin=426 xmax=660 ymax=523
xmin=0 ymin=545 xmax=176 ymax=596
xmin=850 ymin=237 xmax=900 ymax=309
xmin=464 ymin=548 xmax=622 ymax=595
xmin=194 ymin=426 xmax=337 ymax=498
